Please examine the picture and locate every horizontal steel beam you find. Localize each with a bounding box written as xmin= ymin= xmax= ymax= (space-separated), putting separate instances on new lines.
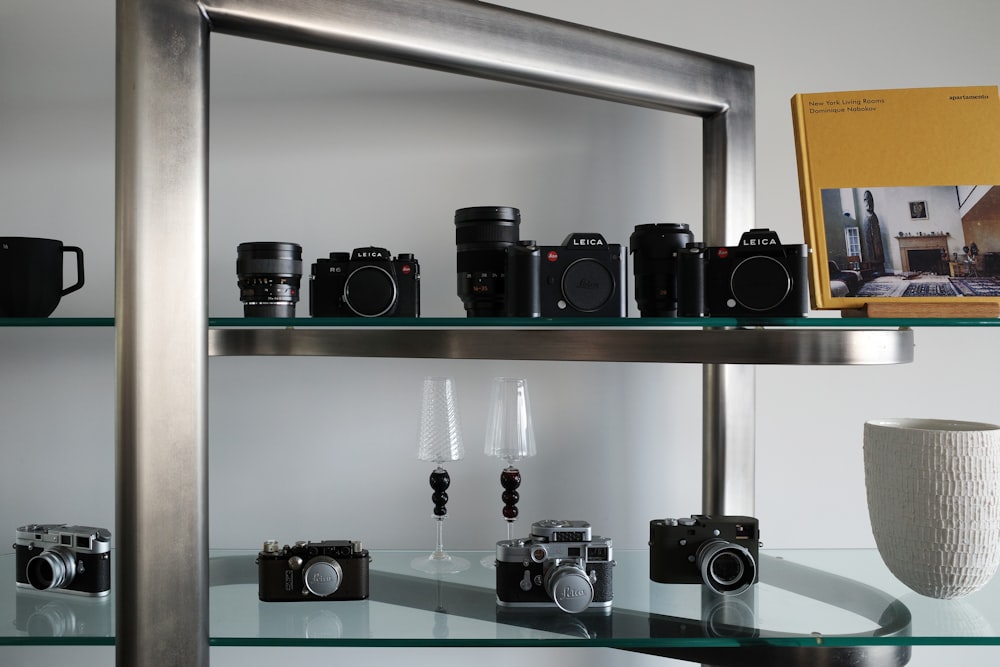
xmin=208 ymin=327 xmax=914 ymax=365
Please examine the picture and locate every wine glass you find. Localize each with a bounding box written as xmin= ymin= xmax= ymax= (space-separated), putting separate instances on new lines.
xmin=481 ymin=377 xmax=537 ymax=567
xmin=411 ymin=377 xmax=470 ymax=574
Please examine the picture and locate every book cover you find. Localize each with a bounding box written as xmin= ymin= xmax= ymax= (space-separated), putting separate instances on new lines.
xmin=791 ymin=85 xmax=1000 ymax=312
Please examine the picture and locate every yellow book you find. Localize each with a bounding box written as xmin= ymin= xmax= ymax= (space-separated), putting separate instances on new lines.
xmin=790 ymin=86 xmax=1000 ymax=315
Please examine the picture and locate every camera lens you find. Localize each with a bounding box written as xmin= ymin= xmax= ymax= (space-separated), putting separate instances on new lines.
xmin=629 ymin=223 xmax=695 ymax=317
xmin=237 ymin=242 xmax=303 ymax=318
xmin=344 ymin=266 xmax=398 ymax=317
xmin=696 ymin=539 xmax=756 ymax=595
xmin=543 ymin=562 xmax=594 ymax=614
xmin=455 ymin=206 xmax=520 ymax=317
xmin=303 ymin=556 xmax=343 ymax=597
xmin=26 ymin=547 xmax=77 ymax=591
xmin=560 ymin=258 xmax=616 ymax=313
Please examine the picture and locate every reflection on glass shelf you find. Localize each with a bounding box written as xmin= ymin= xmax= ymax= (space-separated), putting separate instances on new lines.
xmin=4 ymin=549 xmax=1000 ymax=648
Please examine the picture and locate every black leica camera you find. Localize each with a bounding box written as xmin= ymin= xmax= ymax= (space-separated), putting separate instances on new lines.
xmin=649 ymin=515 xmax=759 ymax=595
xmin=237 ymin=241 xmax=303 ymax=318
xmin=676 ymin=229 xmax=809 ymax=317
xmin=257 ymin=539 xmax=370 ymax=602
xmin=455 ymin=206 xmax=626 ymax=318
xmin=309 ymin=247 xmax=419 ymax=317
xmin=14 ymin=524 xmax=112 ymax=597
xmin=507 ymin=233 xmax=627 ymax=318
xmin=495 ymin=520 xmax=614 ymax=614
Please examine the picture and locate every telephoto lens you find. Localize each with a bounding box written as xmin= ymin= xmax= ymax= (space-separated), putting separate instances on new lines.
xmin=455 ymin=206 xmax=520 ymax=317
xmin=629 ymin=223 xmax=695 ymax=317
xmin=237 ymin=242 xmax=303 ymax=318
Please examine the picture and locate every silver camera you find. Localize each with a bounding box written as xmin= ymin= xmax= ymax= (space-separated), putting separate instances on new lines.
xmin=14 ymin=524 xmax=112 ymax=597
xmin=495 ymin=520 xmax=614 ymax=614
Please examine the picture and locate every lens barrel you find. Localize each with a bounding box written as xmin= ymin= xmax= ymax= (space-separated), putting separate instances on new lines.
xmin=237 ymin=242 xmax=303 ymax=318
xmin=455 ymin=206 xmax=520 ymax=317
xmin=630 ymin=223 xmax=695 ymax=317
xmin=26 ymin=547 xmax=77 ymax=591
xmin=697 ymin=539 xmax=756 ymax=596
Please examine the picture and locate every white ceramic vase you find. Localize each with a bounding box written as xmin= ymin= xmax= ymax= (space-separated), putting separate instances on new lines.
xmin=864 ymin=418 xmax=1000 ymax=599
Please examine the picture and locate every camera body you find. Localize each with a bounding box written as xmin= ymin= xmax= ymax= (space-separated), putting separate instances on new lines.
xmin=495 ymin=520 xmax=614 ymax=613
xmin=14 ymin=524 xmax=111 ymax=597
xmin=257 ymin=539 xmax=370 ymax=602
xmin=649 ymin=515 xmax=759 ymax=595
xmin=677 ymin=229 xmax=809 ymax=317
xmin=310 ymin=247 xmax=419 ymax=317
xmin=507 ymin=234 xmax=627 ymax=318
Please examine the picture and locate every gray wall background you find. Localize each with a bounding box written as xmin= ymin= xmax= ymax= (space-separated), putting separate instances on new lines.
xmin=2 ymin=0 xmax=999 ymax=664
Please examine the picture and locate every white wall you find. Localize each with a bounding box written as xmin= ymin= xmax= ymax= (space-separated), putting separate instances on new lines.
xmin=2 ymin=0 xmax=1000 ymax=665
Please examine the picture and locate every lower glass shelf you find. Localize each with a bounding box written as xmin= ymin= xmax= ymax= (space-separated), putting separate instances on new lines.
xmin=2 ymin=549 xmax=998 ymax=650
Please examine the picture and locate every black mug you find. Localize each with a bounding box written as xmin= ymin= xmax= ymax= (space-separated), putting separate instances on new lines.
xmin=0 ymin=237 xmax=85 ymax=317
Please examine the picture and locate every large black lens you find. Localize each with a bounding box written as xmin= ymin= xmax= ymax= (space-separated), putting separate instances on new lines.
xmin=455 ymin=206 xmax=520 ymax=317
xmin=629 ymin=223 xmax=694 ymax=317
xmin=237 ymin=242 xmax=303 ymax=318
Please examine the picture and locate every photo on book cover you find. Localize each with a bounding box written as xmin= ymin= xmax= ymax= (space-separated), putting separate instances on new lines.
xmin=821 ymin=184 xmax=1000 ymax=300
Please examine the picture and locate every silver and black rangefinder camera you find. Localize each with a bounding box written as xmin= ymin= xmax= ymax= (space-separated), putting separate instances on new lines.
xmin=14 ymin=524 xmax=111 ymax=597
xmin=257 ymin=539 xmax=370 ymax=602
xmin=649 ymin=515 xmax=759 ymax=595
xmin=495 ymin=520 xmax=614 ymax=614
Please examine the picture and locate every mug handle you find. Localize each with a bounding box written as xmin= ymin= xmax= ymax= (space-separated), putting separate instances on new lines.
xmin=61 ymin=245 xmax=85 ymax=296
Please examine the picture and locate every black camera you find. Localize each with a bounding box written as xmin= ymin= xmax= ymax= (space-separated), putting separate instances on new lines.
xmin=649 ymin=515 xmax=759 ymax=595
xmin=14 ymin=524 xmax=112 ymax=597
xmin=676 ymin=229 xmax=809 ymax=317
xmin=237 ymin=242 xmax=303 ymax=318
xmin=495 ymin=520 xmax=614 ymax=614
xmin=507 ymin=234 xmax=627 ymax=318
xmin=309 ymin=247 xmax=420 ymax=317
xmin=257 ymin=539 xmax=371 ymax=602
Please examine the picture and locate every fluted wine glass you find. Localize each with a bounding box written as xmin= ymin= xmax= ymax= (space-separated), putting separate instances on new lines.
xmin=481 ymin=377 xmax=537 ymax=567
xmin=411 ymin=376 xmax=470 ymax=574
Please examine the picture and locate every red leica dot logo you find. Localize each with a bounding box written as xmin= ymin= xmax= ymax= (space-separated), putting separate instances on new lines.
xmin=402 ymin=264 xmax=412 ymax=275
xmin=717 ymin=248 xmax=729 ymax=259
xmin=547 ymin=250 xmax=559 ymax=262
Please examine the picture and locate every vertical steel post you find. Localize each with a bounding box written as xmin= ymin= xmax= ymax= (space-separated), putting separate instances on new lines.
xmin=115 ymin=1 xmax=209 ymax=665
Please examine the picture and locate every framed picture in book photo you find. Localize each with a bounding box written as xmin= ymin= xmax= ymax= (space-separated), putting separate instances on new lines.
xmin=791 ymin=85 xmax=1000 ymax=314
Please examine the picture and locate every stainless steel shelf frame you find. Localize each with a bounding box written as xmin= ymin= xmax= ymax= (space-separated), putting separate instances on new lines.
xmin=116 ymin=0 xmax=807 ymax=665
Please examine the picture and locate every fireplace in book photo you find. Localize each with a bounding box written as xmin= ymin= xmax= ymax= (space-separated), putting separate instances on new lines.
xmin=896 ymin=234 xmax=948 ymax=274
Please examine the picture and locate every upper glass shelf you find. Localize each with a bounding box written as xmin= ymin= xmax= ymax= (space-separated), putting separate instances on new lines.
xmin=2 ymin=548 xmax=998 ymax=653
xmin=1 ymin=315 xmax=1000 ymax=328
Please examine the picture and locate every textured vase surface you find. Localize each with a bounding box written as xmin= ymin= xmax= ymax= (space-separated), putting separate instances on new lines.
xmin=864 ymin=418 xmax=1000 ymax=599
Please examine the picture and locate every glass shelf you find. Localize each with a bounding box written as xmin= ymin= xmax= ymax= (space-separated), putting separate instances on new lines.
xmin=0 ymin=318 xmax=114 ymax=327
xmin=1 ymin=316 xmax=1000 ymax=329
xmin=3 ymin=548 xmax=999 ymax=651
